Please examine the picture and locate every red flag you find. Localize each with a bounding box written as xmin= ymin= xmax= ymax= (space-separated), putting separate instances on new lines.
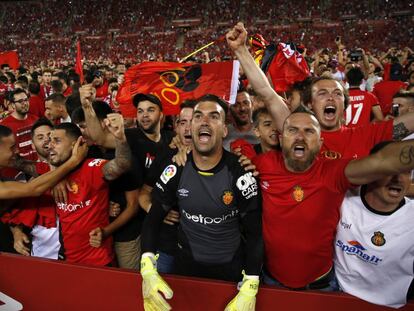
xmin=116 ymin=61 xmax=239 ymax=117
xmin=75 ymin=41 xmax=84 ymax=84
xmin=0 ymin=51 xmax=19 ymax=70
xmin=267 ymin=43 xmax=310 ymax=92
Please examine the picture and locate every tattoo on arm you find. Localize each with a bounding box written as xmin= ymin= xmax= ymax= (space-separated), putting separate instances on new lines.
xmin=393 ymin=122 xmax=410 ymax=140
xmin=399 ymin=146 xmax=414 ymax=165
xmin=102 ymin=139 xmax=132 ymax=180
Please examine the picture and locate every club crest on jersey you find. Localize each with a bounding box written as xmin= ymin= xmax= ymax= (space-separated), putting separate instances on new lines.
xmin=161 ymin=165 xmax=177 ymax=184
xmin=68 ymin=180 xmax=79 ymax=194
xmin=292 ymin=185 xmax=304 ymax=202
xmin=321 ymin=150 xmax=342 ymax=160
xmin=371 ymin=231 xmax=386 ymax=247
xmin=222 ymin=191 xmax=234 ymax=206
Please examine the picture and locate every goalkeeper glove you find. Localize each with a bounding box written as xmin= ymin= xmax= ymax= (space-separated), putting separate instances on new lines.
xmin=224 ymin=271 xmax=259 ymax=311
xmin=140 ymin=253 xmax=173 ymax=311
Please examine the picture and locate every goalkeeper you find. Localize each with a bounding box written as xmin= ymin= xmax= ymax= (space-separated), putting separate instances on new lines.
xmin=140 ymin=95 xmax=263 ymax=311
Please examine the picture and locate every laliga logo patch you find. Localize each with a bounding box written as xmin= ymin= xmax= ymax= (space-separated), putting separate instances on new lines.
xmin=292 ymin=185 xmax=304 ymax=202
xmin=222 ymin=190 xmax=234 ymax=206
xmin=371 ymin=231 xmax=386 ymax=247
xmin=161 ymin=165 xmax=177 ymax=184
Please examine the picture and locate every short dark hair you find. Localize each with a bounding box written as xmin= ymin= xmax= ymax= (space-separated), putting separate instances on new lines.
xmin=54 ymin=122 xmax=82 ymax=141
xmin=65 ymin=93 xmax=81 ymax=118
xmin=11 ymin=88 xmax=28 ymax=102
xmin=29 ymin=81 xmax=41 ymax=95
xmin=346 ymin=67 xmax=364 ymax=87
xmin=71 ymin=101 xmax=113 ymax=124
xmin=252 ymin=107 xmax=270 ymax=127
xmin=56 ymin=71 xmax=68 ymax=84
xmin=0 ymin=64 xmax=10 ymax=70
xmin=195 ymin=94 xmax=228 ymax=116
xmin=17 ymin=75 xmax=29 ymax=85
xmin=133 ymin=93 xmax=163 ymax=111
xmin=51 ymin=80 xmax=63 ymax=94
xmin=180 ymin=99 xmax=197 ymax=110
xmin=393 ymin=90 xmax=414 ymax=104
xmin=303 ymin=76 xmax=349 ymax=109
xmin=45 ymin=93 xmax=66 ymax=105
xmin=0 ymin=125 xmax=13 ymax=140
xmin=31 ymin=117 xmax=54 ymax=136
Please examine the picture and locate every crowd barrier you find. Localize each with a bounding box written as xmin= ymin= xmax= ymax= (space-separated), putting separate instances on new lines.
xmin=1 ymin=253 xmax=413 ymax=311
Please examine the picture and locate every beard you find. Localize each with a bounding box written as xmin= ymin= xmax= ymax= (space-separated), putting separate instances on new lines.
xmin=139 ymin=120 xmax=158 ymax=134
xmin=231 ymin=110 xmax=250 ymax=127
xmin=282 ymin=146 xmax=319 ymax=172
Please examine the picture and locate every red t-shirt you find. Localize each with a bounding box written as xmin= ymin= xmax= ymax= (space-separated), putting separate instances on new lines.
xmin=345 ymin=89 xmax=379 ymax=128
xmin=29 ymin=95 xmax=45 ymax=118
xmin=372 ymin=80 xmax=407 ymax=115
xmin=63 ymin=86 xmax=72 ymax=97
xmin=254 ymin=151 xmax=352 ymax=288
xmin=95 ymin=81 xmax=109 ymax=100
xmin=8 ymin=162 xmax=56 ymax=228
xmin=0 ymin=114 xmax=39 ymax=160
xmin=320 ymin=120 xmax=393 ymax=160
xmin=39 ymin=85 xmax=52 ymax=100
xmin=56 ymin=158 xmax=113 ymax=266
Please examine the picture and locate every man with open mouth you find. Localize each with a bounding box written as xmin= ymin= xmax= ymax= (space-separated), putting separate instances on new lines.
xmin=227 ymin=21 xmax=414 ymax=296
xmin=139 ymin=94 xmax=263 ymax=311
xmin=335 ymin=141 xmax=414 ymax=309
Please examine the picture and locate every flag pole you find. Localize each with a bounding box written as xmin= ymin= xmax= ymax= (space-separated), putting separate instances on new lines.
xmin=179 ymin=35 xmax=226 ymax=63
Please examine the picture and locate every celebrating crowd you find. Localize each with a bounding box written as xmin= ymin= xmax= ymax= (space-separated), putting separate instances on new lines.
xmin=0 ymin=6 xmax=414 ymax=311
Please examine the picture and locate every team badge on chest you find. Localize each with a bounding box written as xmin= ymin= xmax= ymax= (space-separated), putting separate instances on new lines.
xmin=222 ymin=191 xmax=234 ymax=206
xmin=292 ymin=185 xmax=304 ymax=202
xmin=68 ymin=180 xmax=79 ymax=194
xmin=371 ymin=231 xmax=386 ymax=247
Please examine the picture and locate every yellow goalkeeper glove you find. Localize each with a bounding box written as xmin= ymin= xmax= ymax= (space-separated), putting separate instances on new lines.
xmin=224 ymin=271 xmax=259 ymax=311
xmin=140 ymin=253 xmax=173 ymax=311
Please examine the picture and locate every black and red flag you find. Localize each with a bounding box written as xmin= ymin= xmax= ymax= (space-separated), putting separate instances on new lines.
xmin=116 ymin=61 xmax=240 ymax=117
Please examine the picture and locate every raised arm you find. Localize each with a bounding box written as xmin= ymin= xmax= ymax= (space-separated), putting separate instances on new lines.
xmin=102 ymin=113 xmax=132 ymax=181
xmin=226 ymin=22 xmax=290 ymax=133
xmin=0 ymin=137 xmax=88 ymax=200
xmin=80 ymin=84 xmax=116 ymax=148
xmin=345 ymin=139 xmax=414 ymax=185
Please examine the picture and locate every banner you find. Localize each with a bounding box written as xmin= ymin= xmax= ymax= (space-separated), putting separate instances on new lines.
xmin=1 ymin=253 xmax=412 ymax=311
xmin=116 ymin=61 xmax=240 ymax=117
xmin=0 ymin=51 xmax=19 ymax=70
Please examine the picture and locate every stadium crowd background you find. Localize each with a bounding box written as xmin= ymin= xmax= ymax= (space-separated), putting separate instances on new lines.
xmin=0 ymin=0 xmax=413 ymax=66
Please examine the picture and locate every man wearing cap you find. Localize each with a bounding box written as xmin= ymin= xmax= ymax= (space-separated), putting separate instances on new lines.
xmin=80 ymin=89 xmax=174 ymax=178
xmin=91 ymin=70 xmax=109 ymax=101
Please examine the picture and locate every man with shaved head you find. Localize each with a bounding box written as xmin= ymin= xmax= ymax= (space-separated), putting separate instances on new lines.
xmin=252 ymin=107 xmax=414 ymax=291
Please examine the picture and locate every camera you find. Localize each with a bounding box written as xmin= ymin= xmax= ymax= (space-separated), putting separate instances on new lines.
xmin=392 ymin=103 xmax=399 ymax=117
xmin=350 ymin=50 xmax=363 ymax=62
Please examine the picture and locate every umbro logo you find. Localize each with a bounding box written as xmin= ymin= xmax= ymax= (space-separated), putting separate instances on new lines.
xmin=178 ymin=188 xmax=189 ymax=197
